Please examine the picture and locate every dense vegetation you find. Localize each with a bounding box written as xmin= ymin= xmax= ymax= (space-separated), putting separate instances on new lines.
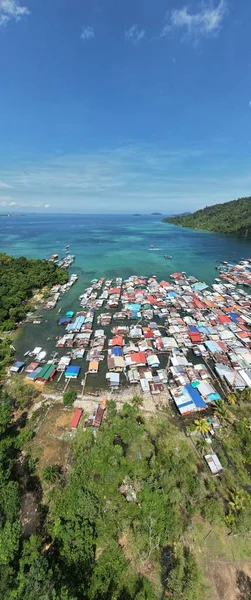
xmin=163 ymin=196 xmax=251 ymax=236
xmin=0 ymin=253 xmax=68 ymax=331
xmin=0 ymin=383 xmax=251 ymax=599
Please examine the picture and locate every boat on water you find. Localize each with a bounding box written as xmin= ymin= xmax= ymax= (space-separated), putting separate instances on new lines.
xmin=164 ymin=255 xmax=172 ymax=259
xmin=148 ymin=245 xmax=161 ymax=251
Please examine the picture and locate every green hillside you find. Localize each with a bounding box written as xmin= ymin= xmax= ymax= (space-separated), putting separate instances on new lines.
xmin=163 ymin=196 xmax=251 ymax=236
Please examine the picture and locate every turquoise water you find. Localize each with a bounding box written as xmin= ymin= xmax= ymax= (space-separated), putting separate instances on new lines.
xmin=1 ymin=213 xmax=251 ymax=282
xmin=1 ymin=213 xmax=251 ymax=390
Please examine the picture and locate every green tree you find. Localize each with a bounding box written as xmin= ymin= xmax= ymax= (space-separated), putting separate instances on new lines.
xmin=193 ymin=419 xmax=210 ymax=435
xmin=63 ymin=390 xmax=77 ymax=407
xmin=0 ymin=520 xmax=21 ymax=566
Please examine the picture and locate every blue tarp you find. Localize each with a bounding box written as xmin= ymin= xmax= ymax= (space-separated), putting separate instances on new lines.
xmin=208 ymin=393 xmax=221 ymax=401
xmin=59 ymin=317 xmax=71 ymax=325
xmin=192 ymin=282 xmax=208 ymax=292
xmin=178 ymin=400 xmax=194 ymax=409
xmin=189 ymin=326 xmax=198 ymax=332
xmin=111 ymin=347 xmax=122 ymax=356
xmin=185 ymin=385 xmax=207 ymax=409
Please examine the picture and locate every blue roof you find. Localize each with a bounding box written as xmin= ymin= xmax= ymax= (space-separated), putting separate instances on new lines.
xmin=14 ymin=361 xmax=25 ymax=369
xmin=185 ymin=385 xmax=207 ymax=408
xmin=111 ymin=347 xmax=122 ymax=356
xmin=189 ymin=325 xmax=198 ymax=332
xmin=198 ymin=326 xmax=208 ymax=334
xmin=192 ymin=282 xmax=208 ymax=291
xmin=229 ymin=312 xmax=238 ymax=322
xmin=127 ymin=303 xmax=141 ymax=311
xmin=166 ymin=291 xmax=178 ymax=298
xmin=65 ymin=366 xmax=81 ymax=376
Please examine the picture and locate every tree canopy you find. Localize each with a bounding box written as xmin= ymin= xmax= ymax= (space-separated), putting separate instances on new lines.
xmin=163 ymin=196 xmax=251 ymax=236
xmin=0 ymin=253 xmax=68 ymax=331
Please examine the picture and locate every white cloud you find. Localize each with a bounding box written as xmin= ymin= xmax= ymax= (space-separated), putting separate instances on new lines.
xmin=2 ymin=143 xmax=251 ymax=213
xmin=125 ymin=25 xmax=145 ymax=44
xmin=162 ymin=0 xmax=227 ymax=40
xmin=0 ymin=180 xmax=13 ymax=189
xmin=0 ymin=0 xmax=30 ymax=27
xmin=249 ymin=100 xmax=251 ymax=108
xmin=44 ymin=203 xmax=50 ymax=208
xmin=81 ymin=26 xmax=95 ymax=41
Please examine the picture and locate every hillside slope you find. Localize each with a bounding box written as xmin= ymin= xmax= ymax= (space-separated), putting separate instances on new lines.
xmin=163 ymin=196 xmax=251 ymax=235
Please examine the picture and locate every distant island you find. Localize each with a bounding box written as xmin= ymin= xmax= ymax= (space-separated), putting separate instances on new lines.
xmin=163 ymin=196 xmax=251 ymax=237
xmin=151 ymin=212 xmax=162 ymax=215
xmin=133 ymin=213 xmax=141 ymax=216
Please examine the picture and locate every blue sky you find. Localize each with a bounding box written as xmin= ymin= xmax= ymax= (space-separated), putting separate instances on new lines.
xmin=0 ymin=0 xmax=251 ymax=213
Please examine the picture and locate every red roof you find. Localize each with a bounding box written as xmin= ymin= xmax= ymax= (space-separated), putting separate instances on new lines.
xmin=193 ymin=296 xmax=205 ymax=309
xmin=189 ymin=332 xmax=202 ymax=342
xmin=146 ymin=296 xmax=156 ymax=305
xmin=171 ymin=272 xmax=183 ymax=278
xmin=218 ymin=315 xmax=231 ymax=324
xmin=143 ymin=327 xmax=153 ymax=338
xmin=130 ymin=352 xmax=147 ymax=364
xmin=217 ymin=341 xmax=228 ymax=352
xmin=70 ymin=409 xmax=83 ymax=429
xmin=112 ymin=335 xmax=123 ymax=346
xmin=160 ymin=280 xmax=171 ymax=288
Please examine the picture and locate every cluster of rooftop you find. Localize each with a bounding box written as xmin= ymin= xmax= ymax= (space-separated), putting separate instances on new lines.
xmin=44 ymin=273 xmax=78 ymax=310
xmin=13 ymin=263 xmax=251 ymax=414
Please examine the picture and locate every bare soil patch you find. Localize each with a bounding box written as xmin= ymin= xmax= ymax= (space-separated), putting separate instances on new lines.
xmin=205 ymin=561 xmax=251 ymax=600
xmin=30 ymin=403 xmax=74 ymax=473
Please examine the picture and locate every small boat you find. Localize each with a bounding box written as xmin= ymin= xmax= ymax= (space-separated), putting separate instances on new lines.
xmin=148 ymin=246 xmax=161 ymax=251
xmin=24 ymin=350 xmax=30 ymax=357
xmin=57 ymin=308 xmax=62 ymax=314
xmin=164 ymin=255 xmax=172 ymax=259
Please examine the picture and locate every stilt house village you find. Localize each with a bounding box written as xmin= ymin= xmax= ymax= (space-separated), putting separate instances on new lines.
xmin=12 ymin=260 xmax=251 ymax=418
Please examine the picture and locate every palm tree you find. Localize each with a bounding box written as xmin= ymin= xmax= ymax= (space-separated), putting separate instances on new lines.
xmin=213 ymin=399 xmax=230 ymax=424
xmin=227 ymin=393 xmax=237 ymax=405
xmin=213 ymin=399 xmax=225 ymax=413
xmin=194 ymin=418 xmax=211 ymax=435
xmin=42 ymin=465 xmax=60 ymax=484
xmin=196 ymin=439 xmax=208 ymax=455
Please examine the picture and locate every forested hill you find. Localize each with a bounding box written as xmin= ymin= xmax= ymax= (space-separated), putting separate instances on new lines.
xmin=0 ymin=253 xmax=68 ymax=331
xmin=163 ymin=196 xmax=251 ymax=236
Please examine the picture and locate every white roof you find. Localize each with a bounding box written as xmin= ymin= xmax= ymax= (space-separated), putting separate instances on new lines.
xmin=205 ymin=453 xmax=223 ymax=474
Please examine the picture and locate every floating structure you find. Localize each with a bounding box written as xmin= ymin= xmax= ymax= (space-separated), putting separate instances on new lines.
xmin=13 ymin=260 xmax=251 ymax=416
xmin=36 ymin=363 xmax=57 ymax=384
xmin=10 ymin=361 xmax=25 ymax=373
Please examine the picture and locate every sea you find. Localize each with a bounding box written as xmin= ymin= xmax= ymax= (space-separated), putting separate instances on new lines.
xmin=1 ymin=212 xmax=251 ymax=391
